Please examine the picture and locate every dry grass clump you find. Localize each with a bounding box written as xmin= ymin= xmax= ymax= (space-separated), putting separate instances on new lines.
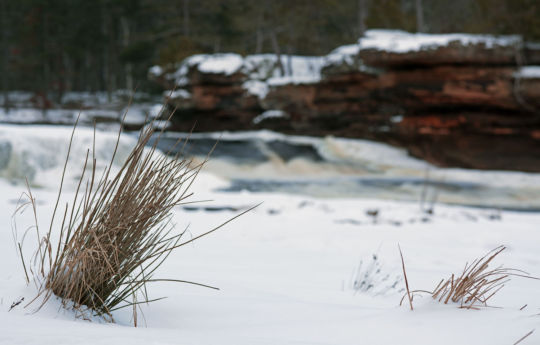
xmin=17 ymin=113 xmax=253 ymax=322
xmin=431 ymin=246 xmax=515 ymax=309
xmin=400 ymin=245 xmax=538 ymax=310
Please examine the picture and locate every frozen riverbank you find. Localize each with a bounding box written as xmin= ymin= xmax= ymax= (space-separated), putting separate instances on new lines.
xmin=0 ymin=124 xmax=539 ymax=345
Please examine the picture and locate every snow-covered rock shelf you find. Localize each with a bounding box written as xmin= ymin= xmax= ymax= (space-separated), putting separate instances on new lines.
xmin=148 ymin=30 xmax=540 ymax=172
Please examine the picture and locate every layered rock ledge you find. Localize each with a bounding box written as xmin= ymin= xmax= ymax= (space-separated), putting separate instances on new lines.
xmin=150 ymin=30 xmax=540 ymax=172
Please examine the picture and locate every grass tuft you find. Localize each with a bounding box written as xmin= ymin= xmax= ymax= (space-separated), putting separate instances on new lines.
xmin=400 ymin=245 xmax=538 ymax=310
xmin=16 ymin=108 xmax=255 ymax=323
xmin=431 ymin=246 xmax=527 ymax=309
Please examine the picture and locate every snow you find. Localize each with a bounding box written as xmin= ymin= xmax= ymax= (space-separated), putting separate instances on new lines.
xmin=164 ymin=89 xmax=191 ymax=100
xmin=148 ymin=65 xmax=163 ymax=77
xmin=198 ymin=54 xmax=244 ymax=75
xmin=0 ymin=124 xmax=137 ymax=185
xmin=166 ymin=54 xmax=326 ymax=96
xmin=242 ymin=80 xmax=269 ymax=100
xmin=267 ymin=75 xmax=321 ymax=86
xmin=514 ymin=66 xmax=540 ymax=79
xmin=323 ymin=44 xmax=360 ymax=69
xmin=157 ymin=30 xmax=530 ymax=102
xmin=0 ymin=102 xmax=163 ymax=129
xmin=1 ymin=124 xmax=540 ymax=344
xmin=61 ymin=91 xmax=153 ymax=106
xmin=148 ymin=120 xmax=171 ymax=130
xmin=248 ymin=55 xmax=324 ymax=86
xmin=252 ymin=110 xmax=288 ymax=124
xmin=170 ymin=54 xmax=207 ymax=86
xmin=391 ymin=115 xmax=404 ymax=123
xmin=243 ymin=54 xmax=325 ymax=82
xmin=358 ymin=29 xmax=522 ymax=53
xmin=148 ymin=103 xmax=165 ymax=119
xmin=165 ymin=30 xmax=526 ymax=92
xmin=171 ymin=53 xmax=244 ymax=85
xmin=0 ymin=108 xmax=70 ymax=124
xmin=166 ymin=30 xmax=524 ymax=93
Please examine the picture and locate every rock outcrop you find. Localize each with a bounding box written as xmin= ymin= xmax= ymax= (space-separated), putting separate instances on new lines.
xmin=150 ymin=30 xmax=540 ymax=172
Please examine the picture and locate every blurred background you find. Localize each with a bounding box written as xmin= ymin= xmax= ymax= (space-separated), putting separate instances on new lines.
xmin=0 ymin=0 xmax=538 ymax=96
xmin=1 ymin=0 xmax=540 ymax=210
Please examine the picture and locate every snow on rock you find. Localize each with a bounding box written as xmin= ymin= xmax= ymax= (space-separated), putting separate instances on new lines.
xmin=157 ymin=30 xmax=526 ymax=89
xmin=514 ymin=66 xmax=540 ymax=79
xmin=148 ymin=65 xmax=163 ymax=77
xmin=165 ymin=29 xmax=525 ymax=89
xmin=170 ymin=54 xmax=207 ymax=85
xmin=244 ymin=55 xmax=324 ymax=89
xmin=197 ymin=54 xmax=244 ymax=75
xmin=164 ymin=89 xmax=191 ymax=100
xmin=252 ymin=110 xmax=289 ymax=124
xmin=170 ymin=53 xmax=244 ymax=85
xmin=151 ymin=32 xmax=540 ymax=172
xmin=167 ymin=54 xmax=325 ymax=89
xmin=321 ymin=44 xmax=363 ymax=76
xmin=243 ymin=54 xmax=334 ymax=85
xmin=161 ymin=54 xmax=327 ymax=105
xmin=326 ymin=44 xmax=360 ymax=65
xmin=267 ymin=74 xmax=321 ymax=86
xmin=163 ymin=30 xmax=525 ymax=89
xmin=357 ymin=30 xmax=524 ymax=67
xmin=359 ymin=29 xmax=522 ymax=53
xmin=242 ymin=80 xmax=269 ymax=100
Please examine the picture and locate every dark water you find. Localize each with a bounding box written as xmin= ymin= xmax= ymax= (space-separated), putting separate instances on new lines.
xmin=151 ymin=136 xmax=323 ymax=163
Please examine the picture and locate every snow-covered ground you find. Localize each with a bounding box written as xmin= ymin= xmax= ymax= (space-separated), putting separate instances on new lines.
xmin=1 ymin=125 xmax=540 ymax=344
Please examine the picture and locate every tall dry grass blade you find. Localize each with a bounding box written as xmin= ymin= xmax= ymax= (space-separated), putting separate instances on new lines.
xmin=513 ymin=329 xmax=534 ymax=345
xmin=398 ymin=244 xmax=414 ymax=311
xmin=18 ymin=243 xmax=30 ymax=284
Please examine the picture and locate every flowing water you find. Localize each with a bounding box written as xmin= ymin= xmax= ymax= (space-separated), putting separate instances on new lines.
xmin=0 ymin=123 xmax=537 ymax=211
xmin=152 ymin=130 xmax=540 ymax=211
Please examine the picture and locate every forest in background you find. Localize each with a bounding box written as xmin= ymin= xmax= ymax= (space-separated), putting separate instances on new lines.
xmin=1 ymin=0 xmax=539 ymax=100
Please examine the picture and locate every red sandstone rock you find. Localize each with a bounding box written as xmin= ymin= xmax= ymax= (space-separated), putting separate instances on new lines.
xmin=380 ymin=66 xmax=519 ymax=110
xmin=155 ymin=33 xmax=540 ymax=171
xmin=358 ymin=31 xmax=523 ymax=67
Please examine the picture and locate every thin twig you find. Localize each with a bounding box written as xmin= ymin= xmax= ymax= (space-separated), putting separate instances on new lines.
xmin=513 ymin=329 xmax=534 ymax=345
xmin=398 ymin=244 xmax=413 ymax=311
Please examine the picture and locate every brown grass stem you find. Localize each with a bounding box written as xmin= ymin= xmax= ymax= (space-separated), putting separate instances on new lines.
xmin=398 ymin=244 xmax=414 ymax=311
xmin=15 ymin=102 xmax=254 ymax=324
